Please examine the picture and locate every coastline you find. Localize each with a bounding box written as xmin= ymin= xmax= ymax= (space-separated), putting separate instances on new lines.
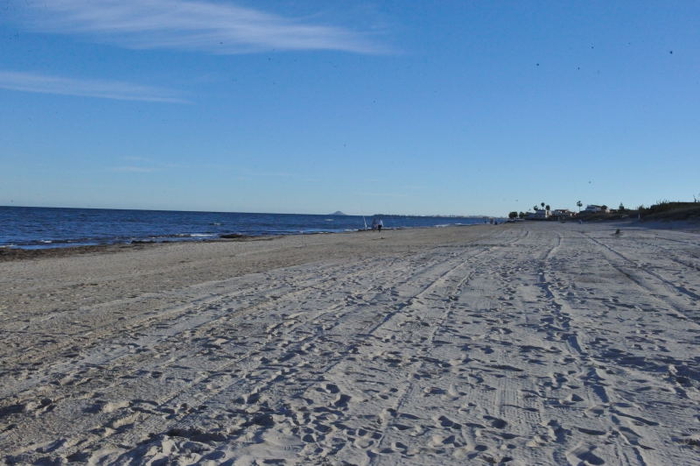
xmin=2 ymin=216 xmax=697 ymax=262
xmin=1 ymin=223 xmax=698 ymax=464
xmin=0 ymin=206 xmax=490 ymax=252
xmin=0 ymin=233 xmax=272 ymax=262
xmin=0 ymin=223 xmax=484 ymax=262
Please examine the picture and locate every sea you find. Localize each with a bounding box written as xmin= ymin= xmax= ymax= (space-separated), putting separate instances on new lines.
xmin=0 ymin=206 xmax=492 ymax=250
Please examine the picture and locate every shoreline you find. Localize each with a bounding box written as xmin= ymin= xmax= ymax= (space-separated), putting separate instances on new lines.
xmin=2 ymin=217 xmax=697 ymax=262
xmin=0 ymin=223 xmax=484 ymax=261
xmin=0 ymin=206 xmax=493 ymax=253
xmin=1 ymin=222 xmax=698 ymax=464
xmin=0 ymin=233 xmax=274 ymax=262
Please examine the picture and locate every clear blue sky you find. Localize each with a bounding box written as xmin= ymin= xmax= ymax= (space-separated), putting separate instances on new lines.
xmin=1 ymin=1 xmax=698 ymax=216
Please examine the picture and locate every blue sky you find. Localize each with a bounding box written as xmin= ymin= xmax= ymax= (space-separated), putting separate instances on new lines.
xmin=1 ymin=0 xmax=698 ymax=216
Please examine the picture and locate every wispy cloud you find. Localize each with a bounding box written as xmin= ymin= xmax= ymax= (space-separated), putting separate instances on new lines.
xmin=122 ymin=156 xmax=155 ymax=163
xmin=18 ymin=0 xmax=384 ymax=54
xmin=0 ymin=70 xmax=188 ymax=103
xmin=360 ymin=191 xmax=410 ymax=198
xmin=248 ymin=170 xmax=297 ymax=178
xmin=110 ymin=166 xmax=160 ymax=173
xmin=109 ymin=157 xmax=188 ymax=173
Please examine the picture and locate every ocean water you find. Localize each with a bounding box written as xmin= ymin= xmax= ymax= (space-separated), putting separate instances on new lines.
xmin=0 ymin=206 xmax=491 ymax=249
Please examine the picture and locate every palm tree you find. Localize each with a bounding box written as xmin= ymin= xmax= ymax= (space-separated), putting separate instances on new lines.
xmin=577 ymin=200 xmax=583 ymax=212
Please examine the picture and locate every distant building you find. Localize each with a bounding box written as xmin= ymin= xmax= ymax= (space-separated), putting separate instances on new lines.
xmin=552 ymin=209 xmax=575 ymax=218
xmin=585 ymin=205 xmax=609 ymax=213
xmin=526 ymin=208 xmax=550 ymax=220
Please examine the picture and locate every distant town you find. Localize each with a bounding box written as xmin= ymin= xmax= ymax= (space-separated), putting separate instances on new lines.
xmin=508 ymin=200 xmax=700 ymax=222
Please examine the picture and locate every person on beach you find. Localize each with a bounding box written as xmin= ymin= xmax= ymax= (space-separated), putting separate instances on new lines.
xmin=372 ymin=218 xmax=383 ymax=232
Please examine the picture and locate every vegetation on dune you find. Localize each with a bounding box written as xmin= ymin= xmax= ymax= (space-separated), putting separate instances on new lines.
xmin=638 ymin=201 xmax=700 ymax=221
xmin=576 ymin=201 xmax=700 ymax=221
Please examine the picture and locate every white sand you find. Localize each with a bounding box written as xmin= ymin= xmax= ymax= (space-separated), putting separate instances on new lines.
xmin=0 ymin=222 xmax=698 ymax=465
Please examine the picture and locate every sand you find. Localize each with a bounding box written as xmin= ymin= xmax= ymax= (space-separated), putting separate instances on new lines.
xmin=0 ymin=222 xmax=698 ymax=465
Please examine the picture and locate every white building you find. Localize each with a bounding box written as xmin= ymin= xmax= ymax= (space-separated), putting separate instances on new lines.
xmin=585 ymin=205 xmax=609 ymax=213
xmin=552 ymin=209 xmax=575 ymax=218
xmin=526 ymin=208 xmax=550 ymax=220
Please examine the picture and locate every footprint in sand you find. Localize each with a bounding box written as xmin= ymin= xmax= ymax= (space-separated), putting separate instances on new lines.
xmin=564 ymin=393 xmax=584 ymax=404
xmin=566 ymin=444 xmax=605 ymax=465
xmin=483 ymin=415 xmax=508 ymax=429
xmin=334 ymin=394 xmax=351 ymax=409
xmin=25 ymin=398 xmax=55 ymax=415
xmin=322 ymin=383 xmax=340 ymax=394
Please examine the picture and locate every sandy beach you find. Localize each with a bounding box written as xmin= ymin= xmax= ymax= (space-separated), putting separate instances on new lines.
xmin=1 ymin=222 xmax=698 ymax=465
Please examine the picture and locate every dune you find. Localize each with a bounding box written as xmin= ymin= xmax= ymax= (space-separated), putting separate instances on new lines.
xmin=0 ymin=222 xmax=698 ymax=465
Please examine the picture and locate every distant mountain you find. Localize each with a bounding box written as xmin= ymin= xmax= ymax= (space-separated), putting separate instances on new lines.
xmin=330 ymin=211 xmax=347 ymax=216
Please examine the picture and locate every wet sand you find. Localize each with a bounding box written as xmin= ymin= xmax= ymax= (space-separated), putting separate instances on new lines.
xmin=1 ymin=223 xmax=698 ymax=465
